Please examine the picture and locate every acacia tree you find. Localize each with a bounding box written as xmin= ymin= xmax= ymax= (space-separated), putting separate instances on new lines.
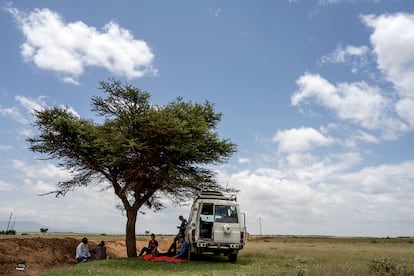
xmin=28 ymin=80 xmax=236 ymax=257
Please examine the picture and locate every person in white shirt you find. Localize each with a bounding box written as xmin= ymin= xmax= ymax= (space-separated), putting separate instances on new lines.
xmin=76 ymin=237 xmax=91 ymax=262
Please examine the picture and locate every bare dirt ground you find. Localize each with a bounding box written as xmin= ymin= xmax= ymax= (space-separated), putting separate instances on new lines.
xmin=0 ymin=236 xmax=173 ymax=276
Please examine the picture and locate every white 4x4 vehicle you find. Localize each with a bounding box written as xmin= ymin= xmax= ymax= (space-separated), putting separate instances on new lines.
xmin=185 ymin=191 xmax=246 ymax=262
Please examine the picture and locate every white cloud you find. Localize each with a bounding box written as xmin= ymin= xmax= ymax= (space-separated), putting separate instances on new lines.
xmin=1 ymin=95 xmax=79 ymax=128
xmin=291 ymin=73 xmax=406 ymax=138
xmin=8 ymin=7 xmax=157 ymax=84
xmin=353 ymin=130 xmax=380 ymax=144
xmin=320 ymin=45 xmax=371 ymax=74
xmin=362 ymin=13 xmax=414 ymax=127
xmin=395 ymin=98 xmax=414 ymax=128
xmin=291 ymin=73 xmax=336 ymax=106
xmin=2 ymin=157 xmax=190 ymax=234
xmin=277 ymin=151 xmax=362 ymax=184
xmin=338 ymin=161 xmax=414 ymax=196
xmin=297 ymin=12 xmax=414 ymax=140
xmin=238 ymin=157 xmax=250 ymax=164
xmin=62 ymin=76 xmax=80 ymax=86
xmin=0 ymin=180 xmax=15 ymax=192
xmin=0 ymin=106 xmax=28 ymax=124
xmin=0 ymin=95 xmax=47 ymax=125
xmin=15 ymin=95 xmax=45 ymax=114
xmin=219 ymin=160 xmax=414 ymax=236
xmin=59 ymin=105 xmax=80 ymax=118
xmin=22 ymin=178 xmax=56 ymax=194
xmin=273 ymin=126 xmax=333 ymax=153
xmin=11 ymin=159 xmax=72 ymax=182
xmin=321 ymin=45 xmax=369 ymax=64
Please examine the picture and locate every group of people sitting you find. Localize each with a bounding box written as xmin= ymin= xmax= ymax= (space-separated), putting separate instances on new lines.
xmin=75 ymin=215 xmax=189 ymax=262
xmin=138 ymin=215 xmax=189 ymax=259
xmin=138 ymin=233 xmax=189 ymax=259
xmin=75 ymin=237 xmax=107 ymax=262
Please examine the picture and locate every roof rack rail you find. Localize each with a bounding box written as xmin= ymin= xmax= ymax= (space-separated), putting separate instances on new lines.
xmin=195 ymin=190 xmax=237 ymax=201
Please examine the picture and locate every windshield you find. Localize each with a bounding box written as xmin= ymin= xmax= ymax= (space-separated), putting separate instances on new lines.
xmin=214 ymin=205 xmax=238 ymax=223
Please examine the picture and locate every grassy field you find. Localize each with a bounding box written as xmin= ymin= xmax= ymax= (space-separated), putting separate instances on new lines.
xmin=38 ymin=235 xmax=414 ymax=275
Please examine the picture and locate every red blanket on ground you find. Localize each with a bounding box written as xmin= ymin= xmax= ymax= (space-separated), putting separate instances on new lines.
xmin=139 ymin=254 xmax=186 ymax=263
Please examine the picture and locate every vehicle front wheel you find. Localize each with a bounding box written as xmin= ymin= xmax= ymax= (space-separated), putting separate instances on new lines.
xmin=228 ymin=252 xmax=237 ymax=262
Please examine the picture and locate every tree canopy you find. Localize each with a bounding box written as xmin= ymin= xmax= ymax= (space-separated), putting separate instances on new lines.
xmin=28 ymin=79 xmax=237 ymax=257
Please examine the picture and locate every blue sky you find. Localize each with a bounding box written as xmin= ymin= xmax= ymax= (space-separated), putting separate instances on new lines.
xmin=1 ymin=0 xmax=414 ymax=236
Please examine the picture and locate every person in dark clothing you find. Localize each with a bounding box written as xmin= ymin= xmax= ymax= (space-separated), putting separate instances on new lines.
xmin=174 ymin=215 xmax=187 ymax=242
xmin=90 ymin=241 xmax=107 ymax=260
xmin=139 ymin=233 xmax=159 ymax=256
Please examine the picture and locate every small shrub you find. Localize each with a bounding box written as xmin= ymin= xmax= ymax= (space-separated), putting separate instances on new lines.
xmin=369 ymin=258 xmax=410 ymax=275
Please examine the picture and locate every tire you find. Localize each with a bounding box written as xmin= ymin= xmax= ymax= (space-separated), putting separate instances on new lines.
xmin=228 ymin=252 xmax=237 ymax=263
xmin=223 ymin=224 xmax=232 ymax=234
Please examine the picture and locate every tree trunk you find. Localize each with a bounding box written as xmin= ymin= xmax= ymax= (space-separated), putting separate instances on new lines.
xmin=125 ymin=208 xmax=138 ymax=257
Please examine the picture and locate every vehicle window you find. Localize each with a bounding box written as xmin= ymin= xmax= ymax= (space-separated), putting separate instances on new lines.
xmin=214 ymin=205 xmax=238 ymax=223
xmin=200 ymin=203 xmax=214 ymax=222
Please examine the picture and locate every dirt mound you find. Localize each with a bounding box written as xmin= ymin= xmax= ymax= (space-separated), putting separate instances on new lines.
xmin=0 ymin=236 xmax=173 ymax=275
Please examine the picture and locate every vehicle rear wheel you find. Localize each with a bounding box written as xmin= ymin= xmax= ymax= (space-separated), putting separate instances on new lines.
xmin=228 ymin=252 xmax=237 ymax=263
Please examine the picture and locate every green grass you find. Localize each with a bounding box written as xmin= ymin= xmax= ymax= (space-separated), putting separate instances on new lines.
xmin=41 ymin=236 xmax=414 ymax=276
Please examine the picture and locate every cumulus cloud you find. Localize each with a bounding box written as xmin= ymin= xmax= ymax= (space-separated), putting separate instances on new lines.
xmin=337 ymin=161 xmax=414 ymax=196
xmin=242 ymin=11 xmax=414 ymax=236
xmin=8 ymin=7 xmax=157 ymax=84
xmin=302 ymin=13 xmax=414 ymax=137
xmin=273 ymin=127 xmax=333 ymax=153
xmin=291 ymin=73 xmax=406 ymax=138
xmin=362 ymin=13 xmax=414 ymax=128
xmin=219 ymin=160 xmax=414 ymax=236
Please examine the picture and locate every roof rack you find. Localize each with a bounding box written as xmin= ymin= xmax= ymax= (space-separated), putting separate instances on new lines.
xmin=195 ymin=190 xmax=237 ymax=201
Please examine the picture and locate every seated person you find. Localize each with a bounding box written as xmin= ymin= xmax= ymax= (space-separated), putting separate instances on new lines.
xmin=139 ymin=233 xmax=158 ymax=256
xmin=174 ymin=236 xmax=189 ymax=259
xmin=90 ymin=241 xmax=107 ymax=260
xmin=159 ymin=236 xmax=184 ymax=257
xmin=75 ymin=237 xmax=91 ymax=262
